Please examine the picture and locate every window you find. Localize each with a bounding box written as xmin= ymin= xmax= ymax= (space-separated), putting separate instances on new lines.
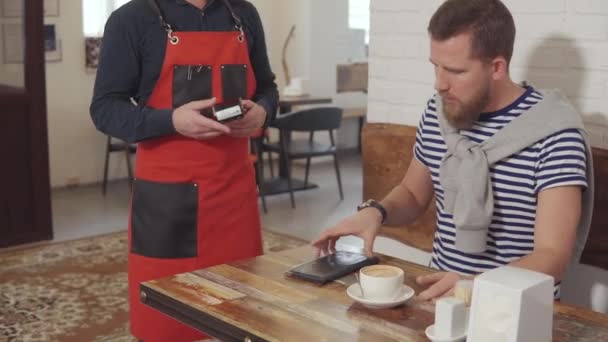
xmin=82 ymin=0 xmax=130 ymax=37
xmin=349 ymin=0 xmax=370 ymax=44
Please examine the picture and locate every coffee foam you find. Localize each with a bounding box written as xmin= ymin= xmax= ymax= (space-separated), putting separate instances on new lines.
xmin=362 ymin=265 xmax=401 ymax=278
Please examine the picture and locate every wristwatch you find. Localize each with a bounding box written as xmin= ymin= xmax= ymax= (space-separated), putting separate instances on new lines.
xmin=357 ymin=199 xmax=387 ymax=224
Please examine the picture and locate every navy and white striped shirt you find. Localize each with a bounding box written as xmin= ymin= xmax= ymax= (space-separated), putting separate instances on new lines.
xmin=414 ymin=88 xmax=587 ymax=284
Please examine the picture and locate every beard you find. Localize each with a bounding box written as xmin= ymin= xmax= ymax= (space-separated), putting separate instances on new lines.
xmin=441 ymin=84 xmax=490 ymax=130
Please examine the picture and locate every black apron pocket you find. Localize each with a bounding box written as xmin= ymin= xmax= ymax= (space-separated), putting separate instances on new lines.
xmin=172 ymin=64 xmax=213 ymax=109
xmin=131 ymin=179 xmax=198 ymax=259
xmin=221 ymin=64 xmax=248 ymax=105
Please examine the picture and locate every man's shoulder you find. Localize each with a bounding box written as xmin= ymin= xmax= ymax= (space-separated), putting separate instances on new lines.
xmin=229 ymin=0 xmax=258 ymax=15
xmin=106 ymin=0 xmax=158 ymax=34
xmin=230 ymin=0 xmax=262 ymax=28
xmin=420 ymin=94 xmax=439 ymax=119
xmin=112 ymin=0 xmax=153 ymax=17
xmin=538 ymin=128 xmax=586 ymax=149
xmin=111 ymin=0 xmax=157 ymax=22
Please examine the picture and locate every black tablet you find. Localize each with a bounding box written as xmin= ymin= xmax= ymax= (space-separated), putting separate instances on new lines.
xmin=287 ymin=251 xmax=380 ymax=284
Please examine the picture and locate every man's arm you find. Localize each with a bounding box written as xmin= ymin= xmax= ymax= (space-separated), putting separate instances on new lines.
xmin=508 ymin=185 xmax=582 ymax=280
xmin=313 ymin=157 xmax=435 ymax=256
xmin=417 ymin=186 xmax=583 ymax=300
xmin=90 ymin=11 xmax=175 ymax=143
xmin=244 ymin=3 xmax=279 ymax=126
xmin=381 ymin=158 xmax=435 ymax=226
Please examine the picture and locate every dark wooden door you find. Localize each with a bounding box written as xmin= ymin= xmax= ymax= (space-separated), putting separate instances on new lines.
xmin=0 ymin=1 xmax=52 ymax=247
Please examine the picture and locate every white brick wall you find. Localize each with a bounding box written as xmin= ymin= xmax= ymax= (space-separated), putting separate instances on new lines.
xmin=368 ymin=0 xmax=608 ymax=148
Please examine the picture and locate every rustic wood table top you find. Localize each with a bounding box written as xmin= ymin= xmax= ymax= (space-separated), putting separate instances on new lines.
xmin=140 ymin=246 xmax=608 ymax=341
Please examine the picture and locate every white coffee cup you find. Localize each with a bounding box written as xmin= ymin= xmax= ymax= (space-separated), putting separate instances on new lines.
xmin=359 ymin=265 xmax=404 ymax=301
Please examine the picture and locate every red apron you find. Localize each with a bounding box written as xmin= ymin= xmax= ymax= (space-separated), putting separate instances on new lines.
xmin=128 ymin=1 xmax=262 ymax=341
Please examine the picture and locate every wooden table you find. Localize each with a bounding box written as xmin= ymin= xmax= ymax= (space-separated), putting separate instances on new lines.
xmin=140 ymin=246 xmax=608 ymax=341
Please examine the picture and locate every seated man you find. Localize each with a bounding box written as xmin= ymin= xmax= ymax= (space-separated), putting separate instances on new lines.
xmin=313 ymin=0 xmax=593 ymax=300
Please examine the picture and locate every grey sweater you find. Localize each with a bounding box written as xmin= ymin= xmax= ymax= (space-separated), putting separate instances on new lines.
xmin=436 ymin=89 xmax=594 ymax=263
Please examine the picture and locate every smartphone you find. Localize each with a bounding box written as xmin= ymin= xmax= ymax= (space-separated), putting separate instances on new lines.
xmin=200 ymin=99 xmax=246 ymax=122
xmin=287 ymin=251 xmax=379 ymax=284
xmin=215 ymin=103 xmax=244 ymax=122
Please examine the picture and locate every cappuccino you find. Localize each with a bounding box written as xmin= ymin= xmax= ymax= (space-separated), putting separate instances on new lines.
xmin=359 ymin=265 xmax=404 ymax=301
xmin=362 ymin=266 xmax=400 ymax=278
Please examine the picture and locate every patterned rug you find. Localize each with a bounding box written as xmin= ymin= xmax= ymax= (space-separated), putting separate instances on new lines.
xmin=0 ymin=230 xmax=307 ymax=342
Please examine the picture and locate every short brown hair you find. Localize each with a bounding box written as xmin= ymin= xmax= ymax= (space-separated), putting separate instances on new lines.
xmin=428 ymin=0 xmax=516 ymax=65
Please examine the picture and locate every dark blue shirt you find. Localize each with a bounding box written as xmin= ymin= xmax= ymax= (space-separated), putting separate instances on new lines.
xmin=90 ymin=0 xmax=278 ymax=143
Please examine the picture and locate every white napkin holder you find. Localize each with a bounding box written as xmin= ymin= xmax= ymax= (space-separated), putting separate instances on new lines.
xmin=468 ymin=266 xmax=554 ymax=342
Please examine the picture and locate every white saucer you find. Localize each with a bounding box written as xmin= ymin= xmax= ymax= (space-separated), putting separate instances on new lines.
xmin=346 ymin=283 xmax=414 ymax=309
xmin=425 ymin=325 xmax=466 ymax=342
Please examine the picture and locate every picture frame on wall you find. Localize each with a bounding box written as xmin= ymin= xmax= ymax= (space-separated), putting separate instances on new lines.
xmin=85 ymin=37 xmax=103 ymax=71
xmin=44 ymin=23 xmax=61 ymax=62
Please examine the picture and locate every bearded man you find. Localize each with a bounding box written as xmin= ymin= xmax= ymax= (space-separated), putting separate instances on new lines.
xmin=313 ymin=0 xmax=593 ymax=300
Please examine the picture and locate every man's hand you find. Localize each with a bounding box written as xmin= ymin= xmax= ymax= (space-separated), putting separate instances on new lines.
xmin=173 ymin=98 xmax=231 ymax=140
xmin=417 ymin=272 xmax=470 ymax=301
xmin=311 ymin=208 xmax=384 ymax=257
xmin=226 ymin=100 xmax=267 ymax=138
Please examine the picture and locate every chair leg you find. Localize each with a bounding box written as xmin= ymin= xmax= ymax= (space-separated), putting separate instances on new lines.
xmin=305 ymin=132 xmax=313 ymax=186
xmin=267 ymin=151 xmax=274 ymax=178
xmin=333 ymin=154 xmax=344 ymax=200
xmin=266 ymin=135 xmax=274 ymax=178
xmin=254 ymin=139 xmax=268 ymax=214
xmin=304 ymin=157 xmax=311 ymax=187
xmin=281 ymin=132 xmax=295 ymax=209
xmin=125 ymin=148 xmax=134 ymax=189
xmin=102 ymin=136 xmax=111 ymax=195
xmin=258 ymin=163 xmax=268 ymax=214
xmin=358 ymin=116 xmax=364 ymax=154
xmin=286 ymin=159 xmax=295 ymax=208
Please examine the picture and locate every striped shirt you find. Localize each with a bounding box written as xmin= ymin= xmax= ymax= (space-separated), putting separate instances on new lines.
xmin=414 ymin=87 xmax=587 ymax=290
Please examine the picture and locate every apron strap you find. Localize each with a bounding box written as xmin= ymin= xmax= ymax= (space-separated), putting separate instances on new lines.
xmin=147 ymin=0 xmax=173 ymax=32
xmin=147 ymin=0 xmax=179 ymax=44
xmin=219 ymin=0 xmax=243 ymax=30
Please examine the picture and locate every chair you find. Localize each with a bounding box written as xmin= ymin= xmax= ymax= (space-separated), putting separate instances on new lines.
xmin=362 ymin=123 xmax=436 ymax=253
xmin=263 ymin=107 xmax=344 ymax=208
xmin=102 ymin=136 xmax=136 ymax=195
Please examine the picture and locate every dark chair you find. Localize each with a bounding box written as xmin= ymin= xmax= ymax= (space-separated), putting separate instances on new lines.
xmin=102 ymin=136 xmax=136 ymax=195
xmin=263 ymin=106 xmax=344 ymax=208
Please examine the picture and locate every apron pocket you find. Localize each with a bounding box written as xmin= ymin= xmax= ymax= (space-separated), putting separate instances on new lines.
xmin=172 ymin=64 xmax=212 ymax=108
xmin=131 ymin=179 xmax=198 ymax=259
xmin=221 ymin=64 xmax=247 ymax=104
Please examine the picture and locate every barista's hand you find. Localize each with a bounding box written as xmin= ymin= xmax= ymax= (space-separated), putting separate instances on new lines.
xmin=226 ymin=100 xmax=267 ymax=138
xmin=417 ymin=272 xmax=470 ymax=301
xmin=173 ymin=98 xmax=231 ymax=140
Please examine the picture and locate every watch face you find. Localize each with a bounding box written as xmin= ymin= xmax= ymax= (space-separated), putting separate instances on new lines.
xmin=358 ymin=199 xmax=372 ymax=210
